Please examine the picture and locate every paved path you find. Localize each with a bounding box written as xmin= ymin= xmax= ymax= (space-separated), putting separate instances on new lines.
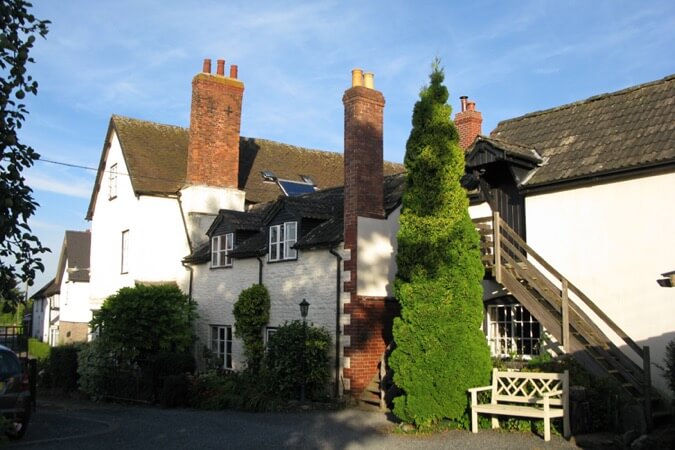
xmin=9 ymin=396 xmax=579 ymax=449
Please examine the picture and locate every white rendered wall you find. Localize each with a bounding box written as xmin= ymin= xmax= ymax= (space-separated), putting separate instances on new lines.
xmin=525 ymin=172 xmax=675 ymax=395
xmin=60 ymin=280 xmax=91 ymax=323
xmin=89 ymin=131 xmax=240 ymax=309
xmin=356 ymin=208 xmax=400 ymax=297
xmin=193 ymin=248 xmax=340 ymax=372
xmin=469 ymin=201 xmax=492 ymax=219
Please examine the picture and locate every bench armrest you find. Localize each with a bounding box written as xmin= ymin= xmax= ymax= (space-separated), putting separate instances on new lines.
xmin=468 ymin=386 xmax=492 ymax=406
xmin=541 ymin=389 xmax=563 ymax=398
xmin=467 ymin=386 xmax=492 ymax=394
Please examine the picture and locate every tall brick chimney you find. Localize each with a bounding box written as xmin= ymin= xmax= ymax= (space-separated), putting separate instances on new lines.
xmin=342 ymin=69 xmax=394 ymax=399
xmin=186 ymin=58 xmax=244 ymax=188
xmin=343 ymin=68 xmax=385 ymax=221
xmin=455 ymin=96 xmax=482 ymax=151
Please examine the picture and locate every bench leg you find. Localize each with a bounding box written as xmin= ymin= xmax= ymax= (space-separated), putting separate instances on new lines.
xmin=471 ymin=409 xmax=477 ymax=433
xmin=491 ymin=417 xmax=499 ymax=430
xmin=544 ymin=418 xmax=551 ymax=442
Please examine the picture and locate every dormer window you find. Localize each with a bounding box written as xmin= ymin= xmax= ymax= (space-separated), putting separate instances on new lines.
xmin=212 ymin=233 xmax=233 ymax=268
xmin=268 ymin=222 xmax=297 ymax=262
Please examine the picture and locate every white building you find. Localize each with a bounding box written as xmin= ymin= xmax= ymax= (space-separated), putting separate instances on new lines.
xmin=464 ymin=75 xmax=675 ymax=404
xmin=31 ymin=230 xmax=91 ymax=345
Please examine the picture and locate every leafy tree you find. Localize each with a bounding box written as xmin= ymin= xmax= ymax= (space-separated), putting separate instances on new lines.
xmin=389 ymin=60 xmax=491 ymax=427
xmin=90 ymin=283 xmax=196 ymax=362
xmin=233 ymin=284 xmax=270 ymax=373
xmin=0 ymin=0 xmax=50 ymax=307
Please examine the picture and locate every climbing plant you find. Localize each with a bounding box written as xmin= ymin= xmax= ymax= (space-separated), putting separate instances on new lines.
xmin=233 ymin=284 xmax=270 ymax=373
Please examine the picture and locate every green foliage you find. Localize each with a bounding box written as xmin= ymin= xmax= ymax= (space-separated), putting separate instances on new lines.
xmin=0 ymin=1 xmax=50 ymax=305
xmin=390 ymin=59 xmax=492 ymax=427
xmin=189 ymin=370 xmax=284 ymax=411
xmin=44 ymin=343 xmax=80 ymax=392
xmin=28 ymin=338 xmax=49 ymax=360
xmin=90 ymin=283 xmax=196 ymax=362
xmin=77 ymin=340 xmax=117 ymax=399
xmin=265 ymin=320 xmax=331 ymax=401
xmin=664 ymin=338 xmax=675 ymax=395
xmin=0 ymin=300 xmax=25 ymax=324
xmin=233 ymin=284 xmax=270 ymax=373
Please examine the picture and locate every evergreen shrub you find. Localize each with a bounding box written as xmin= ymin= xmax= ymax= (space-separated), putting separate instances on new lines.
xmin=389 ymin=60 xmax=492 ymax=428
xmin=265 ymin=320 xmax=331 ymax=401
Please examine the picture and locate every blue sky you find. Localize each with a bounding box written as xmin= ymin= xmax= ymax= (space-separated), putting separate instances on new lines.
xmin=20 ymin=0 xmax=675 ymax=294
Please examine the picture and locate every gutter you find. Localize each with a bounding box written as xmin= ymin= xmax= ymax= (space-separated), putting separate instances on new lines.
xmin=329 ymin=247 xmax=343 ymax=398
xmin=177 ymin=193 xmax=194 ymax=302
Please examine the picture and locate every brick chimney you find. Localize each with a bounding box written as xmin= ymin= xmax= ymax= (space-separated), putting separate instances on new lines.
xmin=455 ymin=96 xmax=482 ymax=151
xmin=186 ymin=58 xmax=244 ymax=188
xmin=342 ymin=69 xmax=395 ymax=399
xmin=343 ymin=68 xmax=385 ymax=221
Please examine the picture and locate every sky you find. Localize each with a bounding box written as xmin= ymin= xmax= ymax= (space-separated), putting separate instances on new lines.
xmin=16 ymin=0 xmax=675 ymax=295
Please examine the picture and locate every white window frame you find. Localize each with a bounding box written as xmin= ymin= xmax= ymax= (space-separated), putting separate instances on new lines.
xmin=121 ymin=229 xmax=129 ymax=274
xmin=210 ymin=325 xmax=233 ymax=369
xmin=486 ymin=303 xmax=542 ymax=358
xmin=268 ymin=221 xmax=297 ymax=262
xmin=109 ymin=163 xmax=118 ymax=199
xmin=265 ymin=327 xmax=278 ymax=346
xmin=211 ymin=233 xmax=234 ymax=268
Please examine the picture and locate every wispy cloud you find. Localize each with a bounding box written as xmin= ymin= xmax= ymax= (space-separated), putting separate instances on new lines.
xmin=27 ymin=172 xmax=93 ymax=199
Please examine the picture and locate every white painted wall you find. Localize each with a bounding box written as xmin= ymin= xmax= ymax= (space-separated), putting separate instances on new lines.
xmin=193 ymin=247 xmax=340 ymax=372
xmin=88 ymin=130 xmax=242 ymax=310
xmin=357 ymin=208 xmax=400 ymax=297
xmin=31 ymin=298 xmax=47 ymax=340
xmin=526 ymin=172 xmax=675 ymax=395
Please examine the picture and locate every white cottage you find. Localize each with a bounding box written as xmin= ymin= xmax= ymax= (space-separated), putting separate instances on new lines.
xmin=31 ymin=230 xmax=91 ymax=345
xmin=464 ymin=75 xmax=675 ymax=414
xmin=84 ymin=60 xmax=402 ymax=317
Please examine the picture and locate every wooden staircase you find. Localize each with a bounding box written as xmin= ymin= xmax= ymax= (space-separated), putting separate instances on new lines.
xmin=474 ymin=212 xmax=668 ymax=427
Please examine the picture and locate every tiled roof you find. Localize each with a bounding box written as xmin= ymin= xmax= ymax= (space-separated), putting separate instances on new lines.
xmin=490 ymin=75 xmax=675 ymax=187
xmin=86 ymin=116 xmax=404 ymax=219
xmin=185 ymin=173 xmax=405 ymax=263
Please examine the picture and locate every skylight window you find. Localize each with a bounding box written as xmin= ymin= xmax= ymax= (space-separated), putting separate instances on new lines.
xmin=277 ymin=179 xmax=316 ymax=197
xmin=261 ymin=170 xmax=277 ymax=182
xmin=300 ymin=175 xmax=315 ymax=186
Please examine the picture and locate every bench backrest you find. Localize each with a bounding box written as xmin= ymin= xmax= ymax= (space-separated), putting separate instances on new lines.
xmin=491 ymin=368 xmax=568 ymax=406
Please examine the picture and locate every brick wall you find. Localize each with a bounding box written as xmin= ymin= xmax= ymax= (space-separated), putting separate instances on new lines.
xmin=187 ymin=60 xmax=244 ymax=188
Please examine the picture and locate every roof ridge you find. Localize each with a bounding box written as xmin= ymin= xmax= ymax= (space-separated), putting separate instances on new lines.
xmin=111 ymin=114 xmax=187 ymax=131
xmin=494 ymin=74 xmax=675 ymax=129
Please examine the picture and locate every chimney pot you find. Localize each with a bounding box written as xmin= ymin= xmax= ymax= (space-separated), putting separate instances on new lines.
xmin=460 ymin=95 xmax=468 ymax=112
xmin=351 ymin=68 xmax=363 ymax=87
xmin=363 ymin=72 xmax=375 ymax=89
xmin=230 ymin=64 xmax=238 ymax=79
xmin=203 ymin=59 xmax=212 ymax=73
xmin=216 ymin=59 xmax=225 ymax=76
xmin=467 ymin=101 xmax=476 ymax=111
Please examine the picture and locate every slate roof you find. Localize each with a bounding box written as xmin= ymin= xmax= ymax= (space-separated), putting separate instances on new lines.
xmin=185 ymin=173 xmax=405 ymax=263
xmin=86 ymin=115 xmax=404 ymax=219
xmin=489 ymin=74 xmax=675 ymax=188
xmin=31 ymin=278 xmax=57 ymax=299
xmin=55 ymin=231 xmax=91 ymax=286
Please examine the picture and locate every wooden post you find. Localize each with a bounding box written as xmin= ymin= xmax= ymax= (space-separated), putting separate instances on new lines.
xmin=493 ymin=212 xmax=502 ymax=284
xmin=643 ymin=345 xmax=653 ymax=431
xmin=562 ymin=279 xmax=569 ymax=352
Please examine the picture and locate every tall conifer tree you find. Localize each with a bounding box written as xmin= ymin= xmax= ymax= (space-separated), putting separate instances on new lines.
xmin=390 ymin=60 xmax=491 ymax=427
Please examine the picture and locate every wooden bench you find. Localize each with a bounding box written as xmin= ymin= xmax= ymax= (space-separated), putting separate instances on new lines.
xmin=468 ymin=368 xmax=570 ymax=441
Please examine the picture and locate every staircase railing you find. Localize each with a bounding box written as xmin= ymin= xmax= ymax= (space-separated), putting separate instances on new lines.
xmin=473 ymin=212 xmax=653 ymax=426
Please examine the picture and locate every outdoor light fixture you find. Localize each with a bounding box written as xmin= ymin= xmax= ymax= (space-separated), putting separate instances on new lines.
xmin=299 ymin=298 xmax=310 ymax=402
xmin=299 ymin=299 xmax=310 ymax=318
xmin=657 ymin=270 xmax=675 ymax=288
